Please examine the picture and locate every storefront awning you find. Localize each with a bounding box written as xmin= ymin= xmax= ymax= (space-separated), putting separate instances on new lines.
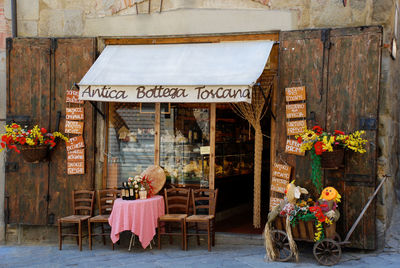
xmin=78 ymin=41 xmax=274 ymax=103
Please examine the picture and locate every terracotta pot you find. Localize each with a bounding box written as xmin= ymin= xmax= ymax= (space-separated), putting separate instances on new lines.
xmin=18 ymin=144 xmax=49 ymax=163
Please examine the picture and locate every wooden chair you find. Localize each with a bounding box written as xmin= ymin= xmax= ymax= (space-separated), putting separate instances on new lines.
xmin=58 ymin=190 xmax=95 ymax=251
xmin=157 ymin=188 xmax=190 ymax=250
xmin=186 ymin=189 xmax=218 ymax=251
xmin=88 ymin=189 xmax=120 ymax=250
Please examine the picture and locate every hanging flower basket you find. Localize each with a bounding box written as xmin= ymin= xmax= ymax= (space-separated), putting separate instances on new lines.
xmin=320 ymin=147 xmax=345 ymax=169
xmin=18 ymin=144 xmax=49 ymax=163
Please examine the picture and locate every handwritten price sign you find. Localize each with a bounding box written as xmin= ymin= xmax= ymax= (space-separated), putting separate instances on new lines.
xmin=285 ymin=86 xmax=306 ymax=102
xmin=67 ymin=161 xmax=85 ymax=175
xmin=66 ymin=107 xmax=84 ymax=121
xmin=65 ymin=120 xmax=84 ymax=135
xmin=285 ymin=139 xmax=305 ymax=156
xmin=66 ymin=136 xmax=85 ymax=151
xmin=286 ymin=120 xmax=306 ymax=136
xmin=286 ymin=103 xmax=306 ymax=119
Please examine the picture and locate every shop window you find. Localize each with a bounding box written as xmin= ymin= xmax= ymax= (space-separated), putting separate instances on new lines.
xmin=160 ymin=104 xmax=210 ymax=187
xmin=107 ymin=103 xmax=155 ymax=188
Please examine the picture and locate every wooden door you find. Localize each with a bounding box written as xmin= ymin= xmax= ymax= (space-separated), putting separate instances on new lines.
xmin=48 ymin=38 xmax=96 ymax=222
xmin=5 ymin=38 xmax=96 ymax=225
xmin=5 ymin=38 xmax=51 ymax=225
xmin=276 ymin=27 xmax=382 ymax=249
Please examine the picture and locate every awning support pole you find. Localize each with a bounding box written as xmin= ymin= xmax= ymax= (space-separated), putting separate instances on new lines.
xmin=89 ymin=101 xmax=105 ymax=120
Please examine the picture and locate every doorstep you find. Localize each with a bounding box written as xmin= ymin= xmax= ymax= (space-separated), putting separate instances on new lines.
xmin=214 ymin=232 xmax=263 ymax=246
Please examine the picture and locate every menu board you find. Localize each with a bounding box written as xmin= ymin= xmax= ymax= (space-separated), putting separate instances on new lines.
xmin=65 ymin=120 xmax=84 ymax=135
xmin=285 ymin=139 xmax=305 ymax=156
xmin=285 ymin=86 xmax=306 ymax=102
xmin=286 ymin=120 xmax=307 ymax=136
xmin=67 ymin=161 xmax=85 ymax=175
xmin=286 ymin=103 xmax=307 ymax=119
xmin=66 ymin=107 xmax=84 ymax=120
xmin=67 ymin=149 xmax=85 ymax=162
xmin=66 ymin=136 xmax=85 ymax=151
xmin=66 ymin=89 xmax=84 ymax=104
xmin=272 ymin=163 xmax=291 ymax=180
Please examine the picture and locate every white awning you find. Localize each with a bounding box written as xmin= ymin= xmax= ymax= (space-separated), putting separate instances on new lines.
xmin=78 ymin=41 xmax=274 ymax=103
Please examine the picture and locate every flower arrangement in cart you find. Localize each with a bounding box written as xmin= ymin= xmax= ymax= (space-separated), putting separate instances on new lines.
xmin=0 ymin=123 xmax=68 ymax=153
xmin=296 ymin=126 xmax=368 ymax=193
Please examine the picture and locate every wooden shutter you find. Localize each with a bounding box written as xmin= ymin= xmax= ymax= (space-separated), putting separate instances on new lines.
xmin=5 ymin=38 xmax=52 ymax=225
xmin=276 ymin=26 xmax=382 ymax=249
xmin=5 ymin=38 xmax=96 ymax=225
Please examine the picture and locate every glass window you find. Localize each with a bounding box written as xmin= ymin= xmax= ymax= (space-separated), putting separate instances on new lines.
xmin=107 ymin=103 xmax=155 ymax=188
xmin=160 ymin=104 xmax=210 ymax=187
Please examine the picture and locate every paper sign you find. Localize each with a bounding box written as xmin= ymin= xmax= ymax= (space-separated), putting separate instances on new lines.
xmin=66 ymin=89 xmax=84 ymax=104
xmin=285 ymin=86 xmax=306 ymax=102
xmin=286 ymin=103 xmax=306 ymax=119
xmin=66 ymin=107 xmax=84 ymax=120
xmin=286 ymin=120 xmax=306 ymax=136
xmin=66 ymin=136 xmax=85 ymax=151
xmin=272 ymin=163 xmax=291 ymax=180
xmin=270 ymin=197 xmax=283 ymax=211
xmin=271 ymin=177 xmax=289 ymax=194
xmin=67 ymin=161 xmax=85 ymax=175
xmin=285 ymin=139 xmax=305 ymax=156
xmin=67 ymin=149 xmax=85 ymax=162
xmin=200 ymin=146 xmax=210 ymax=155
xmin=65 ymin=120 xmax=84 ymax=134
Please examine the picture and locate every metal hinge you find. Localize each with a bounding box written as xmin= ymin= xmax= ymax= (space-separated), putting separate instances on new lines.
xmin=321 ymin=29 xmax=332 ymax=49
xmin=50 ymin=38 xmax=58 ymax=54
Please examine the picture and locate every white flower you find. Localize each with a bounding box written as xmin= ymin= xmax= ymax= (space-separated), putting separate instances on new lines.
xmin=135 ymin=184 xmax=139 ymax=189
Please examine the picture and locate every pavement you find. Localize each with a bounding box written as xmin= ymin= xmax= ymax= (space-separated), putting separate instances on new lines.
xmin=1 ymin=232 xmax=400 ymax=268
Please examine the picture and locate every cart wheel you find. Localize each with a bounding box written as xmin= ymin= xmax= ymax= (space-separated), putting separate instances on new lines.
xmin=313 ymin=238 xmax=342 ymax=266
xmin=271 ymin=230 xmax=293 ymax=262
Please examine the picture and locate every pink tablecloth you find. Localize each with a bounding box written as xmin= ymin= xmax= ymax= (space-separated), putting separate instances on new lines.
xmin=108 ymin=195 xmax=165 ymax=248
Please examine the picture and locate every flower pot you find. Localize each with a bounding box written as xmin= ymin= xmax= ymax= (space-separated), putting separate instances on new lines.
xmin=139 ymin=188 xmax=147 ymax=200
xmin=321 ymin=148 xmax=344 ymax=169
xmin=19 ymin=144 xmax=49 ymax=163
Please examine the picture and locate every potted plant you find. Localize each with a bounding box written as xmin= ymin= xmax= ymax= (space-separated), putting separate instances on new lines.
xmin=0 ymin=123 xmax=68 ymax=163
xmin=296 ymin=126 xmax=367 ymax=193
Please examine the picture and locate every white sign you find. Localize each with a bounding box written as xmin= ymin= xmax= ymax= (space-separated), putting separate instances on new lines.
xmin=78 ymin=85 xmax=252 ymax=103
xmin=200 ymin=146 xmax=210 ymax=155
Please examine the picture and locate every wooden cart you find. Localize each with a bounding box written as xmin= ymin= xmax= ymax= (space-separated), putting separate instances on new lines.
xmin=270 ymin=176 xmax=388 ymax=266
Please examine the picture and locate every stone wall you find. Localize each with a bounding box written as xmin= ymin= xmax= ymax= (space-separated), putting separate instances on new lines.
xmin=0 ymin=0 xmax=398 ymax=248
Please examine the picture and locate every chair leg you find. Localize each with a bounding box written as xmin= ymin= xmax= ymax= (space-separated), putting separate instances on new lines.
xmin=168 ymin=224 xmax=173 ymax=245
xmin=195 ymin=223 xmax=200 ymax=246
xmin=207 ymin=220 xmax=211 ymax=252
xmin=101 ymin=223 xmax=106 ymax=245
xmin=78 ymin=221 xmax=82 ymax=251
xmin=212 ymin=219 xmax=216 ymax=247
xmin=181 ymin=219 xmax=185 ymax=250
xmin=184 ymin=220 xmax=187 ymax=251
xmin=76 ymin=224 xmax=79 ymax=245
xmin=88 ymin=221 xmax=92 ymax=250
xmin=158 ymin=219 xmax=161 ymax=250
xmin=58 ymin=220 xmax=62 ymax=250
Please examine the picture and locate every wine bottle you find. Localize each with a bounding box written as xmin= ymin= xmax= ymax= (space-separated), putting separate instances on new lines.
xmin=128 ymin=182 xmax=134 ymax=200
xmin=121 ymin=182 xmax=127 ymax=200
xmin=124 ymin=182 xmax=129 ymax=200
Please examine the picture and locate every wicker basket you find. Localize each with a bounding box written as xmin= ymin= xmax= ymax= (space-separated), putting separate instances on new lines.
xmin=321 ymin=148 xmax=344 ymax=169
xmin=19 ymin=144 xmax=49 ymax=163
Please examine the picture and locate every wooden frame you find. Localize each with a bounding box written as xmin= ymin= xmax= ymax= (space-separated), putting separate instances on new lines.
xmin=101 ymin=32 xmax=280 ymax=191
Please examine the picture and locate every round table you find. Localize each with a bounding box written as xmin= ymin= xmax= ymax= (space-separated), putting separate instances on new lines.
xmin=108 ymin=195 xmax=165 ymax=249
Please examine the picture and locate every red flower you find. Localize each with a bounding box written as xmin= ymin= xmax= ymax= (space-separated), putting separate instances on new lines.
xmin=313 ymin=126 xmax=323 ymax=135
xmin=1 ymin=143 xmax=5 ymax=148
xmin=1 ymin=135 xmax=7 ymax=142
xmin=11 ymin=124 xmax=19 ymax=129
xmin=297 ymin=137 xmax=302 ymax=144
xmin=40 ymin=128 xmax=47 ymax=134
xmin=19 ymin=137 xmax=26 ymax=145
xmin=334 ymin=130 xmax=345 ymax=135
xmin=314 ymin=141 xmax=324 ymax=155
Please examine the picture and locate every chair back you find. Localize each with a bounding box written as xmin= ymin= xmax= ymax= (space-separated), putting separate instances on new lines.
xmin=164 ymin=188 xmax=190 ymax=214
xmin=191 ymin=189 xmax=218 ymax=216
xmin=72 ymin=190 xmax=95 ymax=216
xmin=98 ymin=189 xmax=120 ymax=215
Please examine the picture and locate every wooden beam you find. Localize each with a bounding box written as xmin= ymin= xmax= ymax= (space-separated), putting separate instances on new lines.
xmin=103 ymin=32 xmax=279 ymax=46
xmin=154 ymin=103 xmax=160 ymax=166
xmin=209 ymin=103 xmax=216 ymax=190
xmin=102 ymin=103 xmax=109 ymax=189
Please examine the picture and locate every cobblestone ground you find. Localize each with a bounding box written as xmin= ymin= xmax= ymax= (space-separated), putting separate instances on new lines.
xmin=1 ymin=234 xmax=400 ymax=268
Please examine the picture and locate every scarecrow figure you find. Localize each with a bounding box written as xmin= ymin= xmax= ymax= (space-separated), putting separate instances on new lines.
xmin=317 ymin=187 xmax=341 ymax=222
xmin=264 ymin=181 xmax=308 ymax=262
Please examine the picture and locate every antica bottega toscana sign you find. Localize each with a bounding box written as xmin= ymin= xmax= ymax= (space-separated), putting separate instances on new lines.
xmin=78 ymin=85 xmax=252 ymax=103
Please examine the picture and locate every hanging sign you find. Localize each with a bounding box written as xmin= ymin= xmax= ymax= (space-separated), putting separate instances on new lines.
xmin=286 ymin=103 xmax=306 ymax=119
xmin=272 ymin=163 xmax=291 ymax=180
xmin=285 ymin=86 xmax=306 ymax=102
xmin=66 ymin=136 xmax=85 ymax=151
xmin=286 ymin=120 xmax=307 ymax=136
xmin=65 ymin=120 xmax=84 ymax=135
xmin=66 ymin=107 xmax=84 ymax=121
xmin=67 ymin=161 xmax=85 ymax=175
xmin=269 ymin=197 xmax=283 ymax=211
xmin=66 ymin=89 xmax=84 ymax=104
xmin=285 ymin=139 xmax=305 ymax=156
xmin=271 ymin=177 xmax=289 ymax=194
xmin=67 ymin=149 xmax=85 ymax=162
